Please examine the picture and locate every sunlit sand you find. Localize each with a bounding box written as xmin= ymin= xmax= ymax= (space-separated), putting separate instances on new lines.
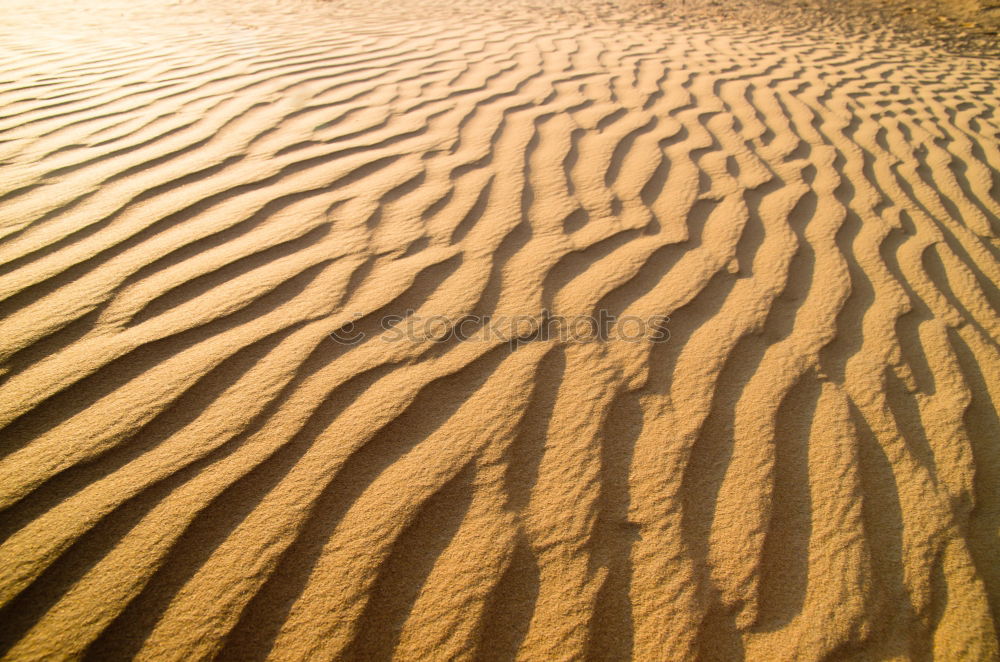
xmin=1 ymin=0 xmax=998 ymax=659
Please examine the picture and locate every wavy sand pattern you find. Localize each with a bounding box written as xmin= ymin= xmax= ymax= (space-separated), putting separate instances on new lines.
xmin=1 ymin=0 xmax=999 ymax=659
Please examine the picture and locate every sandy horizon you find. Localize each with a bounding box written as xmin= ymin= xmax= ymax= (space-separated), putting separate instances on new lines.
xmin=0 ymin=0 xmax=998 ymax=659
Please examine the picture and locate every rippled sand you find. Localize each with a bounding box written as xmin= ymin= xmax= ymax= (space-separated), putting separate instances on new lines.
xmin=1 ymin=0 xmax=999 ymax=659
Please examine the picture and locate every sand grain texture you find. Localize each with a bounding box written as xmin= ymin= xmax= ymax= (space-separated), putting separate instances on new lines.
xmin=0 ymin=0 xmax=999 ymax=660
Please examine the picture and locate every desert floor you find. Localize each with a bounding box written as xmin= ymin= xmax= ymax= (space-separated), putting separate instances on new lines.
xmin=0 ymin=0 xmax=999 ymax=660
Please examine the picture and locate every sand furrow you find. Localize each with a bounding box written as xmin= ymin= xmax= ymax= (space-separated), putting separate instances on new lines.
xmin=1 ymin=0 xmax=999 ymax=659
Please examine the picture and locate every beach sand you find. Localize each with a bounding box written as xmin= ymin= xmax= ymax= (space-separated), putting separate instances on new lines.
xmin=0 ymin=0 xmax=998 ymax=659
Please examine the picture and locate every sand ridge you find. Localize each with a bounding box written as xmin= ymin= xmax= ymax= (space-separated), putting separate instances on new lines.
xmin=0 ymin=0 xmax=999 ymax=659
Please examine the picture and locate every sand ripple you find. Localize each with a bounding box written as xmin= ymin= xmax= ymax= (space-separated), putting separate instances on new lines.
xmin=1 ymin=0 xmax=999 ymax=659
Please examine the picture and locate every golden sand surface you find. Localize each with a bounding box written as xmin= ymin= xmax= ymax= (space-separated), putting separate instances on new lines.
xmin=0 ymin=0 xmax=999 ymax=659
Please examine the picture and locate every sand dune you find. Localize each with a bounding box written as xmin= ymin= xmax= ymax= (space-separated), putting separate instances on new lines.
xmin=1 ymin=0 xmax=999 ymax=659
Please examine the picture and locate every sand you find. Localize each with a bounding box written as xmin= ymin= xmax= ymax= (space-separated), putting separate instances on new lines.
xmin=0 ymin=0 xmax=999 ymax=659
